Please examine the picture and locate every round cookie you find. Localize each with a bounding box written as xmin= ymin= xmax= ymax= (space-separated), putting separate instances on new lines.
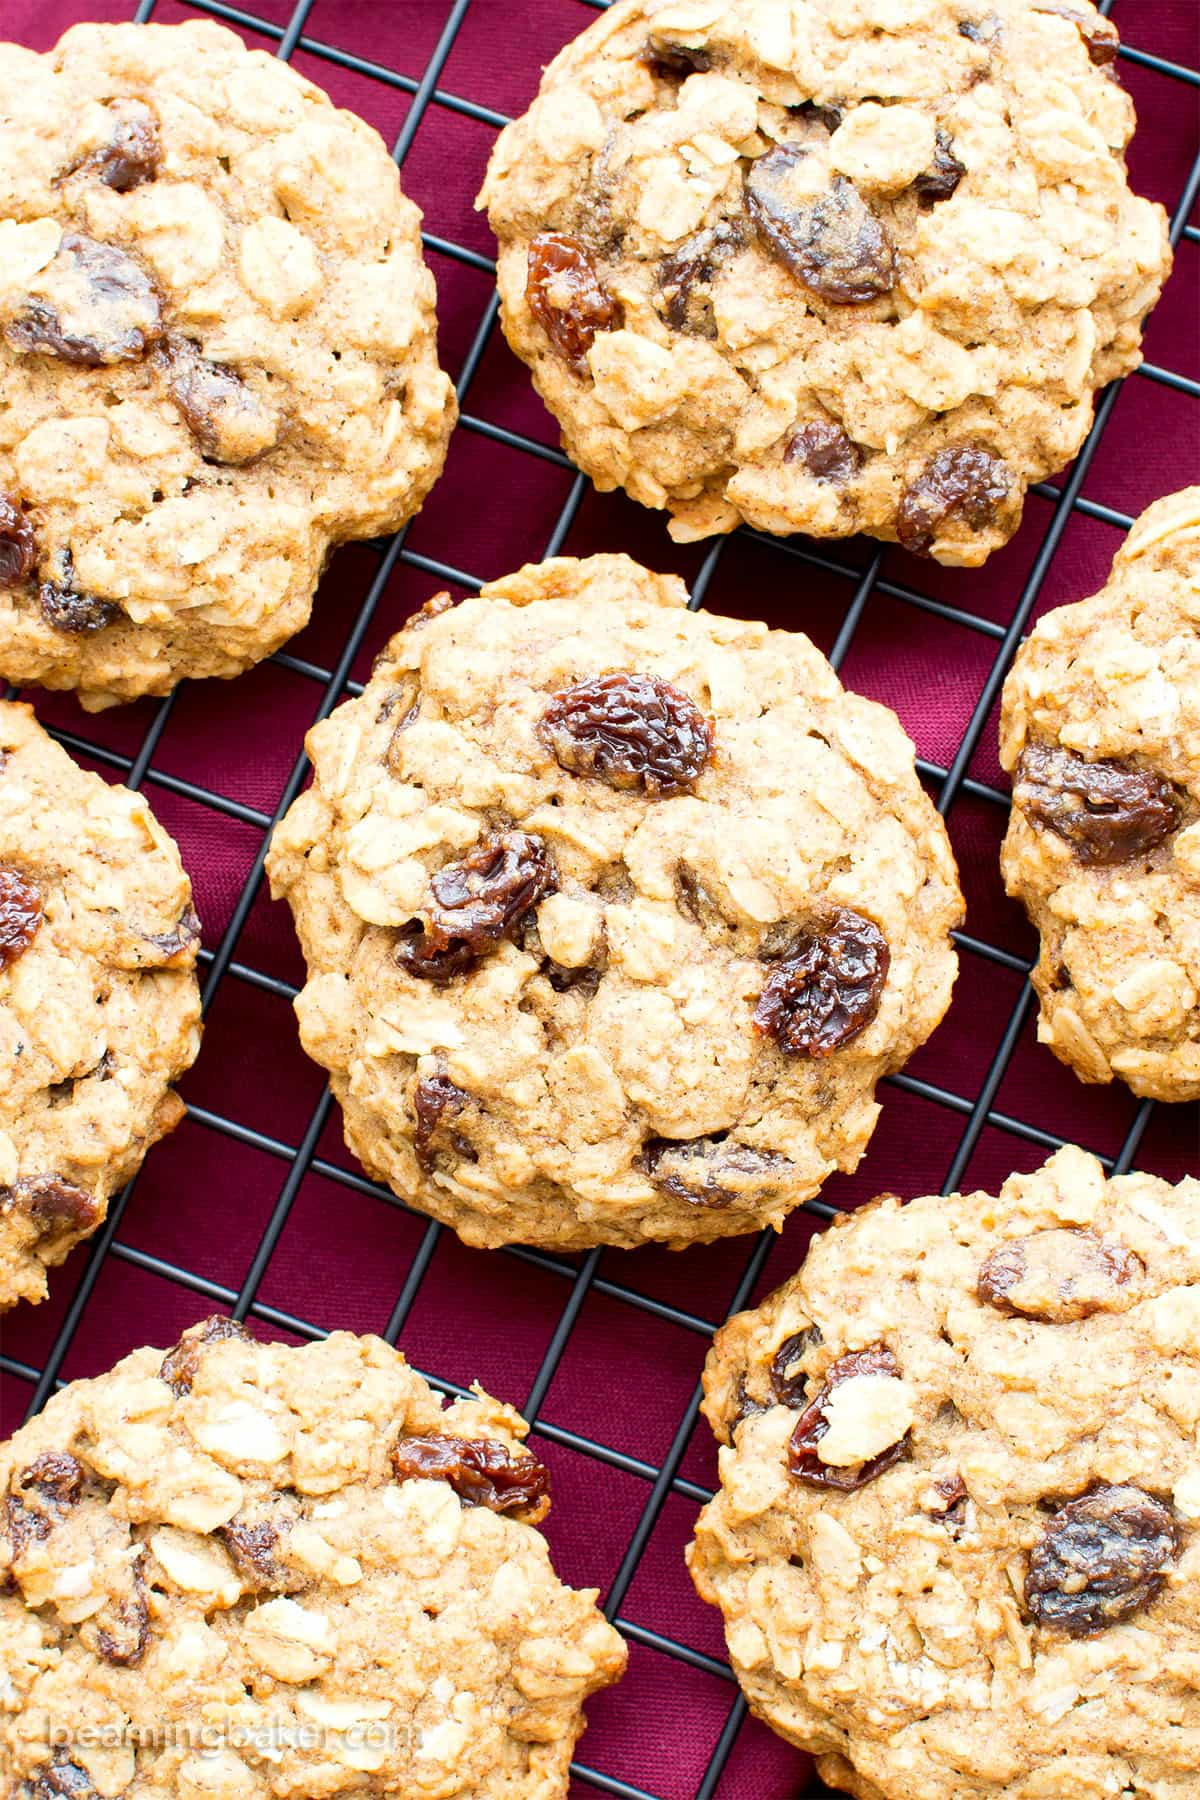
xmin=0 ymin=701 xmax=201 ymax=1311
xmin=688 ymin=1145 xmax=1200 ymax=1800
xmin=0 ymin=1317 xmax=626 ymax=1798
xmin=266 ymin=553 xmax=962 ymax=1250
xmin=479 ymin=0 xmax=1170 ymax=564
xmin=1000 ymin=488 xmax=1200 ymax=1103
xmin=0 ymin=21 xmax=456 ymax=710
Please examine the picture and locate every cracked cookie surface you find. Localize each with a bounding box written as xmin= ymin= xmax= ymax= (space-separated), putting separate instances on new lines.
xmin=689 ymin=1146 xmax=1200 ymax=1800
xmin=479 ymin=0 xmax=1169 ymax=563
xmin=0 ymin=1319 xmax=626 ymax=1799
xmin=1000 ymin=487 xmax=1200 ymax=1102
xmin=0 ymin=701 xmax=201 ymax=1311
xmin=0 ymin=20 xmax=456 ymax=709
xmin=266 ymin=553 xmax=961 ymax=1250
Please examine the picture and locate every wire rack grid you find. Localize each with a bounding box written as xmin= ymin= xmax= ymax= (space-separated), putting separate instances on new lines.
xmin=1 ymin=1 xmax=1197 ymax=1795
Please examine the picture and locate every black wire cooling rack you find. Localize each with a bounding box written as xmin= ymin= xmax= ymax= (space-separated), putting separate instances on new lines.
xmin=2 ymin=2 xmax=1198 ymax=1795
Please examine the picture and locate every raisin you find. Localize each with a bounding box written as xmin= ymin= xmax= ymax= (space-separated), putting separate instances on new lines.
xmin=19 ymin=1452 xmax=85 ymax=1510
xmin=526 ymin=233 xmax=622 ymax=373
xmin=0 ymin=867 xmax=42 ymax=966
xmin=5 ymin=233 xmax=162 ymax=366
xmin=642 ymin=34 xmax=712 ymax=78
xmin=926 ymin=1473 xmax=968 ymax=1514
xmin=1013 ymin=744 xmax=1179 ymax=866
xmin=788 ymin=1345 xmax=909 ymax=1489
xmin=785 ymin=419 xmax=861 ymax=483
xmin=914 ymin=129 xmax=966 ymax=204
xmin=896 ymin=446 xmax=1012 ymax=555
xmin=159 ymin=1315 xmax=253 ymax=1397
xmin=2 ymin=1176 xmax=98 ymax=1234
xmin=770 ymin=1327 xmax=823 ymax=1406
xmin=26 ymin=1758 xmax=101 ymax=1800
xmin=638 ymin=1136 xmax=792 ymax=1208
xmin=220 ymin=1510 xmax=307 ymax=1594
xmin=398 ymin=831 xmax=557 ymax=983
xmin=746 ymin=150 xmax=895 ymax=304
xmin=957 ymin=16 xmax=999 ymax=42
xmin=413 ymin=1073 xmax=477 ymax=1171
xmin=391 ymin=1433 xmax=551 ymax=1519
xmin=141 ymin=906 xmax=202 ymax=965
xmin=1033 ymin=3 xmax=1119 ymax=63
xmin=161 ymin=337 xmax=279 ymax=464
xmin=793 ymin=100 xmax=844 ymax=133
xmin=730 ymin=1377 xmax=770 ymax=1433
xmin=1025 ymin=1486 xmax=1179 ymax=1635
xmin=978 ymin=1227 xmax=1143 ymax=1323
xmin=94 ymin=1551 xmax=149 ymax=1665
xmin=656 ymin=220 xmax=743 ymax=334
xmin=4 ymin=1493 xmax=50 ymax=1561
xmin=39 ymin=552 xmax=120 ymax=635
xmin=67 ymin=99 xmax=162 ymax=191
xmin=539 ymin=672 xmax=714 ymax=796
xmin=0 ymin=494 xmax=37 ymax=587
xmin=754 ymin=909 xmax=889 ymax=1057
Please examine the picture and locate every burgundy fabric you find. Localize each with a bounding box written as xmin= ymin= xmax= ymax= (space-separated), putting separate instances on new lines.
xmin=1 ymin=4 xmax=1197 ymax=1796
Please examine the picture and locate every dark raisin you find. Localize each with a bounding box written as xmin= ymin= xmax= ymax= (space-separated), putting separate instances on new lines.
xmin=1013 ymin=744 xmax=1179 ymax=866
xmin=26 ymin=1757 xmax=101 ymax=1800
xmin=391 ymin=1433 xmax=551 ymax=1519
xmin=526 ymin=233 xmax=622 ymax=373
xmin=5 ymin=233 xmax=162 ymax=366
xmin=2 ymin=1175 xmax=98 ymax=1234
xmin=4 ymin=1493 xmax=50 ymax=1560
xmin=141 ymin=906 xmax=202 ymax=965
xmin=638 ymin=1136 xmax=792 ymax=1208
xmin=926 ymin=1473 xmax=968 ymax=1514
xmin=746 ymin=150 xmax=895 ymax=304
xmin=1025 ymin=1486 xmax=1179 ymax=1635
xmin=896 ymin=446 xmax=1012 ymax=555
xmin=539 ymin=672 xmax=714 ymax=796
xmin=754 ymin=909 xmax=889 ymax=1057
xmin=19 ymin=1452 xmax=85 ymax=1510
xmin=1033 ymin=3 xmax=1120 ymax=63
xmin=94 ymin=1551 xmax=149 ymax=1666
xmin=793 ymin=99 xmax=844 ymax=133
xmin=161 ymin=337 xmax=278 ymax=464
xmin=730 ymin=1376 xmax=770 ymax=1433
xmin=770 ymin=1327 xmax=823 ymax=1406
xmin=957 ymin=17 xmax=998 ymax=42
xmin=978 ymin=1227 xmax=1143 ymax=1323
xmin=68 ymin=99 xmax=162 ymax=191
xmin=785 ymin=419 xmax=862 ymax=482
xmin=914 ymin=129 xmax=966 ymax=204
xmin=398 ymin=831 xmax=557 ymax=983
xmin=656 ymin=221 xmax=743 ymax=334
xmin=220 ymin=1511 xmax=307 ymax=1594
xmin=642 ymin=34 xmax=712 ymax=78
xmin=39 ymin=552 xmax=120 ymax=635
xmin=0 ymin=494 xmax=37 ymax=587
xmin=413 ymin=1073 xmax=477 ymax=1171
xmin=159 ymin=1315 xmax=253 ymax=1397
xmin=0 ymin=867 xmax=42 ymax=966
xmin=787 ymin=1345 xmax=910 ymax=1490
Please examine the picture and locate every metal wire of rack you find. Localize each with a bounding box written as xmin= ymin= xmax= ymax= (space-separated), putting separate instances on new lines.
xmin=1 ymin=1 xmax=1197 ymax=1795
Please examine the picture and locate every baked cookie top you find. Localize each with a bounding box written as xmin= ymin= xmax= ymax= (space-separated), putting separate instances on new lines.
xmin=0 ymin=21 xmax=456 ymax=710
xmin=480 ymin=0 xmax=1170 ymax=564
xmin=0 ymin=1319 xmax=626 ymax=1799
xmin=266 ymin=553 xmax=961 ymax=1250
xmin=0 ymin=702 xmax=201 ymax=1312
xmin=1001 ymin=488 xmax=1200 ymax=1103
xmin=689 ymin=1146 xmax=1200 ymax=1800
